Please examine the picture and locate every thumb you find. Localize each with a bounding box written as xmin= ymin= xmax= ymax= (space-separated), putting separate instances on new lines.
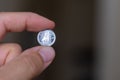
xmin=0 ymin=46 xmax=55 ymax=80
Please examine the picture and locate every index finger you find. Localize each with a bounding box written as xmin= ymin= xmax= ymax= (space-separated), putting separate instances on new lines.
xmin=0 ymin=12 xmax=55 ymax=39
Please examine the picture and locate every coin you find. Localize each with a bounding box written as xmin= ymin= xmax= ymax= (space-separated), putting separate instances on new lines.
xmin=37 ymin=30 xmax=56 ymax=46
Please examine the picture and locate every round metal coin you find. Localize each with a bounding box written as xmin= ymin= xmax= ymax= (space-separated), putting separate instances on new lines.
xmin=37 ymin=30 xmax=56 ymax=46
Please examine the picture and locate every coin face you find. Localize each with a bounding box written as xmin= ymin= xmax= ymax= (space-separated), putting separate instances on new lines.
xmin=37 ymin=30 xmax=56 ymax=46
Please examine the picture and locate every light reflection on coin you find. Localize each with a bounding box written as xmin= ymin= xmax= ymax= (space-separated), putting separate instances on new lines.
xmin=37 ymin=30 xmax=56 ymax=46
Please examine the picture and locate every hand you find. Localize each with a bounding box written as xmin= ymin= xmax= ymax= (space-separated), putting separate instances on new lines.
xmin=0 ymin=12 xmax=55 ymax=80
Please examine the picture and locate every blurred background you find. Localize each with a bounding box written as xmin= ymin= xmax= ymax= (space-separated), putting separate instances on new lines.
xmin=0 ymin=0 xmax=120 ymax=80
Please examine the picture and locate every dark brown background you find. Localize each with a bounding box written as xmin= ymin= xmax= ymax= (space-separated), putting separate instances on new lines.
xmin=1 ymin=0 xmax=120 ymax=80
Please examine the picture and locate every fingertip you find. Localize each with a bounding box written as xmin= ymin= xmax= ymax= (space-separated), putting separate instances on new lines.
xmin=26 ymin=12 xmax=55 ymax=31
xmin=39 ymin=46 xmax=55 ymax=63
xmin=22 ymin=46 xmax=55 ymax=71
xmin=23 ymin=46 xmax=55 ymax=64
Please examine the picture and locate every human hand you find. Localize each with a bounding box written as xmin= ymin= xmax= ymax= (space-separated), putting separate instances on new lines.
xmin=0 ymin=12 xmax=55 ymax=80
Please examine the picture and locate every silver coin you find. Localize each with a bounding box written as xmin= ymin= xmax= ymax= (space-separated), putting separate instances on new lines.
xmin=37 ymin=30 xmax=56 ymax=46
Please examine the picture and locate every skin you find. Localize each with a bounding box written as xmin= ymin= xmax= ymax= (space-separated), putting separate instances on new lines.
xmin=0 ymin=12 xmax=55 ymax=80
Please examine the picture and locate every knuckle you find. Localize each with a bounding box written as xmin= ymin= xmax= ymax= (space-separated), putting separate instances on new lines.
xmin=21 ymin=54 xmax=43 ymax=74
xmin=8 ymin=43 xmax=22 ymax=51
xmin=0 ymin=43 xmax=22 ymax=52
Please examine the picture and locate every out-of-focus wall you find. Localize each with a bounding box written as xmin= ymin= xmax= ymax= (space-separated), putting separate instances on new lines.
xmin=95 ymin=0 xmax=120 ymax=80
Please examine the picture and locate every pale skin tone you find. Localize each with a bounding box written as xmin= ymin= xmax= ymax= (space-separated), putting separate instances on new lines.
xmin=0 ymin=12 xmax=55 ymax=80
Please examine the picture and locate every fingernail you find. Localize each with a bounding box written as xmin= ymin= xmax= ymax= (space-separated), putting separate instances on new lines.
xmin=39 ymin=47 xmax=55 ymax=63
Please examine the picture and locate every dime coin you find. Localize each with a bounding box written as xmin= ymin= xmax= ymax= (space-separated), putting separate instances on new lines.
xmin=37 ymin=30 xmax=56 ymax=46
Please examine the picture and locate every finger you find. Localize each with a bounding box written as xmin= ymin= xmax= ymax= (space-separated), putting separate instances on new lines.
xmin=0 ymin=12 xmax=55 ymax=39
xmin=0 ymin=46 xmax=55 ymax=80
xmin=0 ymin=43 xmax=22 ymax=66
